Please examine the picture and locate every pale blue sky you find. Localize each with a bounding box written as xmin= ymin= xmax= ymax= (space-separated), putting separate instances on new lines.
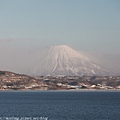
xmin=0 ymin=0 xmax=120 ymax=54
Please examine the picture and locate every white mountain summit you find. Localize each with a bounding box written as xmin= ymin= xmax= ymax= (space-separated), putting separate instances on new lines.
xmin=32 ymin=45 xmax=111 ymax=76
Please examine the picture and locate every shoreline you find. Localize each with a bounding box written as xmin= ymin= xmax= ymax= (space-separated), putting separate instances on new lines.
xmin=0 ymin=89 xmax=120 ymax=92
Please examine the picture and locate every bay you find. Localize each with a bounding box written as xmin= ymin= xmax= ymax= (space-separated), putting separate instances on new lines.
xmin=0 ymin=91 xmax=120 ymax=120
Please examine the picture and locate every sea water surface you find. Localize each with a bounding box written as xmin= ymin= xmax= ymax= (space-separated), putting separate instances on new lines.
xmin=0 ymin=91 xmax=120 ymax=120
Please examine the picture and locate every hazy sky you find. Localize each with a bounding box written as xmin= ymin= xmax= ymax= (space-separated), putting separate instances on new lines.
xmin=0 ymin=0 xmax=120 ymax=54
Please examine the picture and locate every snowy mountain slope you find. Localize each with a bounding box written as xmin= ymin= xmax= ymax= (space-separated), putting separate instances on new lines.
xmin=31 ymin=45 xmax=111 ymax=76
xmin=80 ymin=52 xmax=120 ymax=74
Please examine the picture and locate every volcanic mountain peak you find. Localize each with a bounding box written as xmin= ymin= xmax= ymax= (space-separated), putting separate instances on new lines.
xmin=49 ymin=45 xmax=89 ymax=60
xmin=31 ymin=45 xmax=111 ymax=76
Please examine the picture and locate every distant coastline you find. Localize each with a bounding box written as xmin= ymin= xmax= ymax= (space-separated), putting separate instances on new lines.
xmin=0 ymin=71 xmax=120 ymax=91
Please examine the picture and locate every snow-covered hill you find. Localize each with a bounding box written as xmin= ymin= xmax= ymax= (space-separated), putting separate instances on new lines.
xmin=31 ymin=45 xmax=111 ymax=76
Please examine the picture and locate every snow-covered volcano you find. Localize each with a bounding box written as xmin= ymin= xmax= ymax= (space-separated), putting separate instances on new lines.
xmin=31 ymin=45 xmax=111 ymax=76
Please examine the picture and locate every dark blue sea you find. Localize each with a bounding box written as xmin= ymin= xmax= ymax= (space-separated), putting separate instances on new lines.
xmin=0 ymin=91 xmax=120 ymax=120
